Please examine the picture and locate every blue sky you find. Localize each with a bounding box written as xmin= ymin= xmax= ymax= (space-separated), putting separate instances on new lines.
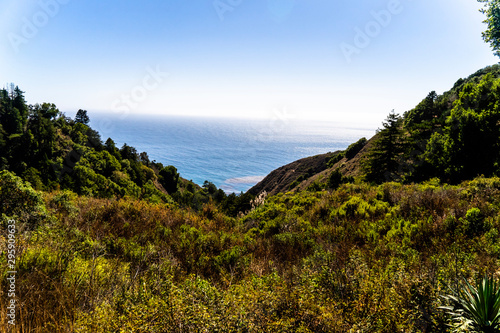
xmin=1 ymin=0 xmax=498 ymax=127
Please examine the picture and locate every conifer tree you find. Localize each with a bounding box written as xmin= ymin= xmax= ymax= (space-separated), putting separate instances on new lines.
xmin=75 ymin=109 xmax=90 ymax=125
xmin=363 ymin=110 xmax=404 ymax=183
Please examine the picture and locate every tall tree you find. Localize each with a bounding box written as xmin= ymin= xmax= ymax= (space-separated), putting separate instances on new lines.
xmin=159 ymin=166 xmax=179 ymax=194
xmin=75 ymin=109 xmax=90 ymax=125
xmin=424 ymin=74 xmax=500 ymax=182
xmin=120 ymin=143 xmax=138 ymax=161
xmin=12 ymin=86 xmax=28 ymax=125
xmin=0 ymin=87 xmax=24 ymax=134
xmin=479 ymin=0 xmax=500 ymax=57
xmin=363 ymin=110 xmax=404 ymax=183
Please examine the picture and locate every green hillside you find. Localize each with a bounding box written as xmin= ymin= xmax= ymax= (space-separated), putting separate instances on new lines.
xmin=250 ymin=64 xmax=500 ymax=195
xmin=2 ymin=65 xmax=500 ymax=332
xmin=0 ymin=91 xmax=253 ymax=216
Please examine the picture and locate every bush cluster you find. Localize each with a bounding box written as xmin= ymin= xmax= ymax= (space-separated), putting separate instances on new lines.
xmin=2 ymin=173 xmax=500 ymax=331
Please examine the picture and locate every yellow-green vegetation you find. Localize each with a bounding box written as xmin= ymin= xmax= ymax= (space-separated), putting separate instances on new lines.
xmin=2 ymin=171 xmax=500 ymax=332
xmin=5 ymin=9 xmax=500 ymax=331
xmin=3 ymin=64 xmax=500 ymax=332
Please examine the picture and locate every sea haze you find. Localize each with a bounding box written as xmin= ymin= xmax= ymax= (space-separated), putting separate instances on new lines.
xmin=88 ymin=114 xmax=376 ymax=193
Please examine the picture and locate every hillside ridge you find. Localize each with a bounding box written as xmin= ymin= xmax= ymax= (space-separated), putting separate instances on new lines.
xmin=249 ymin=63 xmax=500 ymax=195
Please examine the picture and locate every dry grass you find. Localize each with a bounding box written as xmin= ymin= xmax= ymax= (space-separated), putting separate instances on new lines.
xmin=2 ymin=178 xmax=500 ymax=331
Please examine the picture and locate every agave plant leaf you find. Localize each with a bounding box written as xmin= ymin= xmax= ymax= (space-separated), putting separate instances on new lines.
xmin=440 ymin=277 xmax=500 ymax=333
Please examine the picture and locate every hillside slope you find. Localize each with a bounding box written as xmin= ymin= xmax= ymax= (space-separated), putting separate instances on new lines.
xmin=249 ymin=135 xmax=376 ymax=195
xmin=297 ymin=135 xmax=376 ymax=190
xmin=3 ymin=65 xmax=500 ymax=332
xmin=250 ymin=64 xmax=500 ymax=196
xmin=247 ymin=152 xmax=337 ymax=196
xmin=0 ymin=91 xmax=254 ymax=215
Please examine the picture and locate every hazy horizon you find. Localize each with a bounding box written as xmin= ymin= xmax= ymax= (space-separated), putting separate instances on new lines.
xmin=2 ymin=0 xmax=498 ymax=126
xmin=84 ymin=113 xmax=376 ymax=192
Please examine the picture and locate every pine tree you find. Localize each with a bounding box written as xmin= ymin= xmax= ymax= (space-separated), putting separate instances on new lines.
xmin=159 ymin=166 xmax=179 ymax=194
xmin=75 ymin=109 xmax=90 ymax=125
xmin=363 ymin=110 xmax=404 ymax=183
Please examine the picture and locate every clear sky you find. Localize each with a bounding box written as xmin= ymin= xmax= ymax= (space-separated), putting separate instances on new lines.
xmin=1 ymin=0 xmax=498 ymax=127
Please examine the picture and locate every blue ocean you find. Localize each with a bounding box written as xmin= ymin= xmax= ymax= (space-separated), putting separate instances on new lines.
xmin=89 ymin=114 xmax=376 ymax=193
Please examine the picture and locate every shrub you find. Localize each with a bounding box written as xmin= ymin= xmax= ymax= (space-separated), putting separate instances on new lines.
xmin=50 ymin=190 xmax=79 ymax=215
xmin=336 ymin=196 xmax=370 ymax=220
xmin=0 ymin=170 xmax=47 ymax=227
xmin=464 ymin=207 xmax=486 ymax=236
xmin=22 ymin=167 xmax=44 ymax=190
xmin=159 ymin=166 xmax=179 ymax=194
xmin=345 ymin=137 xmax=367 ymax=159
xmin=327 ymin=169 xmax=343 ymax=190
xmin=327 ymin=151 xmax=345 ymax=168
xmin=306 ymin=181 xmax=325 ymax=192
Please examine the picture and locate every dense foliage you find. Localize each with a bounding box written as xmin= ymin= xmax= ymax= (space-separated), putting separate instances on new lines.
xmin=360 ymin=65 xmax=500 ymax=185
xmin=2 ymin=172 xmax=500 ymax=331
xmin=479 ymin=0 xmax=500 ymax=57
xmin=0 ymin=86 xmax=253 ymax=216
xmin=363 ymin=111 xmax=404 ymax=183
xmin=2 ymin=64 xmax=500 ymax=332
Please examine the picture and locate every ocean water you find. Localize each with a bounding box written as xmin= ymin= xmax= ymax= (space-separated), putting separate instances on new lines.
xmin=88 ymin=114 xmax=376 ymax=193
